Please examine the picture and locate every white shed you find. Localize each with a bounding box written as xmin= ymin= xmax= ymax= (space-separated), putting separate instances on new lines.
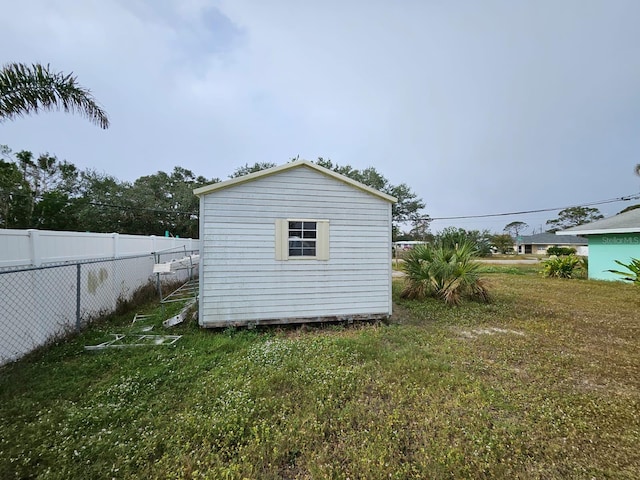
xmin=193 ymin=160 xmax=397 ymax=327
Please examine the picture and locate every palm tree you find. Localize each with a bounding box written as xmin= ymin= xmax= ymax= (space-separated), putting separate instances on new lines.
xmin=0 ymin=63 xmax=109 ymax=129
xmin=400 ymin=241 xmax=490 ymax=305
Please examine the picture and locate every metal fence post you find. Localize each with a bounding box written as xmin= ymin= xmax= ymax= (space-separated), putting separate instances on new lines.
xmin=76 ymin=263 xmax=81 ymax=331
xmin=153 ymin=252 xmax=164 ymax=307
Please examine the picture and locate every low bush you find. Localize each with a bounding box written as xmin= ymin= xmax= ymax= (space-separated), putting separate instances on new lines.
xmin=540 ymin=254 xmax=583 ymax=278
xmin=547 ymin=246 xmax=577 ymax=256
xmin=579 ymin=255 xmax=588 ymax=275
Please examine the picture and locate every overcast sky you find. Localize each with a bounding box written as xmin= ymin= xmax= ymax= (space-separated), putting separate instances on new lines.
xmin=2 ymin=0 xmax=640 ymax=234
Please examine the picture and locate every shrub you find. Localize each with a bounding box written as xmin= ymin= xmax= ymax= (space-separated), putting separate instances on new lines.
xmin=606 ymin=258 xmax=640 ymax=285
xmin=400 ymin=241 xmax=490 ymax=305
xmin=540 ymin=254 xmax=582 ymax=279
xmin=577 ymin=256 xmax=589 ymax=278
xmin=547 ymin=246 xmax=577 ymax=256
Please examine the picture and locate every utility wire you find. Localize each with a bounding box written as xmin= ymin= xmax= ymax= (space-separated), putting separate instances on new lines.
xmin=427 ymin=193 xmax=640 ymax=221
xmin=6 ymin=191 xmax=639 ymax=222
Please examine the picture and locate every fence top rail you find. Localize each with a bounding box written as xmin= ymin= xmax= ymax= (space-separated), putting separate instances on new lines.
xmin=0 ymin=253 xmax=157 ymax=274
xmin=1 ymin=228 xmax=199 ymax=269
xmin=152 ymin=245 xmax=190 ymax=255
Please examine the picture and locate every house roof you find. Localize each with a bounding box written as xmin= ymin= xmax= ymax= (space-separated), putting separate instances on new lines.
xmin=193 ymin=160 xmax=397 ymax=203
xmin=556 ymin=208 xmax=640 ymax=235
xmin=518 ymin=233 xmax=587 ymax=245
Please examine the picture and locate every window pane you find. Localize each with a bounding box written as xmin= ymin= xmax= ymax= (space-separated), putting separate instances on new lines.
xmin=289 ymin=239 xmax=303 ymax=256
xmin=286 ymin=220 xmax=319 ymax=258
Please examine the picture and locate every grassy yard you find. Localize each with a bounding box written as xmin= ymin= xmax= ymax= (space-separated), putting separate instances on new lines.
xmin=1 ymin=265 xmax=638 ymax=479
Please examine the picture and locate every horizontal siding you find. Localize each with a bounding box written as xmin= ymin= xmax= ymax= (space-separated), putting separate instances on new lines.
xmin=203 ymin=303 xmax=390 ymax=318
xmin=207 ymin=193 xmax=386 ymax=207
xmin=202 ymin=291 xmax=389 ymax=306
xmin=201 ymin=251 xmax=390 ymax=261
xmin=200 ymin=240 xmax=389 ymax=250
xmin=202 ymin=213 xmax=388 ymax=225
xmin=200 ymin=165 xmax=392 ymax=325
xmin=202 ymin=271 xmax=389 ymax=282
xmin=202 ymin=180 xmax=390 ymax=202
xmin=203 ymin=282 xmax=387 ymax=294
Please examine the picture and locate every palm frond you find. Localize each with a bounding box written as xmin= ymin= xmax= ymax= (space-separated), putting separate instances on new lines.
xmin=606 ymin=258 xmax=640 ymax=285
xmin=0 ymin=63 xmax=109 ymax=128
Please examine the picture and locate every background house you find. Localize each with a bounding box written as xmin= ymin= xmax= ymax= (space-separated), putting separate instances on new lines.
xmin=516 ymin=233 xmax=588 ymax=255
xmin=393 ymin=240 xmax=426 ymax=250
xmin=557 ymin=208 xmax=640 ymax=281
xmin=193 ymin=161 xmax=396 ymax=327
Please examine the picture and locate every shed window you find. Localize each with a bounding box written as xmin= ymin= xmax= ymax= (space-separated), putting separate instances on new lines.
xmin=288 ymin=221 xmax=317 ymax=256
xmin=275 ymin=219 xmax=329 ymax=261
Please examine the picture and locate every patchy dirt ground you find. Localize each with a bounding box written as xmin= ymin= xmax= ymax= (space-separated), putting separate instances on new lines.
xmin=457 ymin=326 xmax=526 ymax=339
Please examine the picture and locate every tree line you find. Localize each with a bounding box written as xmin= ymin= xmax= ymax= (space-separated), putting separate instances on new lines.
xmin=0 ymin=145 xmax=215 ymax=237
xmin=401 ymin=205 xmax=609 ymax=257
xmin=0 ymin=142 xmax=619 ymax=247
xmin=0 ymin=149 xmax=428 ymax=239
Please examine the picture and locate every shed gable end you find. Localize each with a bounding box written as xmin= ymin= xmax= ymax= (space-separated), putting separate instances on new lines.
xmin=198 ymin=166 xmax=393 ymax=326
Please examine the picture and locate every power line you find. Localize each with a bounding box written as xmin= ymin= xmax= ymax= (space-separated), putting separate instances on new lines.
xmin=427 ymin=193 xmax=640 ymax=221
xmin=6 ymin=189 xmax=639 ymax=222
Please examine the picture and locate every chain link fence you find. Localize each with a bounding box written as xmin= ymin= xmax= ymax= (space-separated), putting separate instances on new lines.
xmin=0 ymin=248 xmax=198 ymax=365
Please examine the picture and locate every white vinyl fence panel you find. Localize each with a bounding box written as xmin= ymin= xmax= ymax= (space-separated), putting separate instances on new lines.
xmin=0 ymin=229 xmax=199 ymax=268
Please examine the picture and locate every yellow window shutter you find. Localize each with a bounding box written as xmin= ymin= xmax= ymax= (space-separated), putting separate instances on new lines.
xmin=317 ymin=220 xmax=330 ymax=260
xmin=275 ymin=219 xmax=288 ymax=260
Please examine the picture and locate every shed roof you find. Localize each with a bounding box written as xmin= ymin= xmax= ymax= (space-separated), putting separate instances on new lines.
xmin=194 ymin=160 xmax=397 ymax=203
xmin=557 ymin=208 xmax=640 ymax=235
xmin=518 ymin=232 xmax=587 ymax=245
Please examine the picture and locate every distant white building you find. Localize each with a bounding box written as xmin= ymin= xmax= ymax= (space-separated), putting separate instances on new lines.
xmin=194 ymin=161 xmax=397 ymax=327
xmin=393 ymin=240 xmax=426 ymax=250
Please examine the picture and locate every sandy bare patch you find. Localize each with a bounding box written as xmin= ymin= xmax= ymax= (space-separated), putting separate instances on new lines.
xmin=458 ymin=327 xmax=526 ymax=339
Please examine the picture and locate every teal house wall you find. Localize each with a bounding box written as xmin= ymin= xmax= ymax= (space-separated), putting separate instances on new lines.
xmin=557 ymin=208 xmax=640 ymax=282
xmin=588 ymin=233 xmax=640 ymax=281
